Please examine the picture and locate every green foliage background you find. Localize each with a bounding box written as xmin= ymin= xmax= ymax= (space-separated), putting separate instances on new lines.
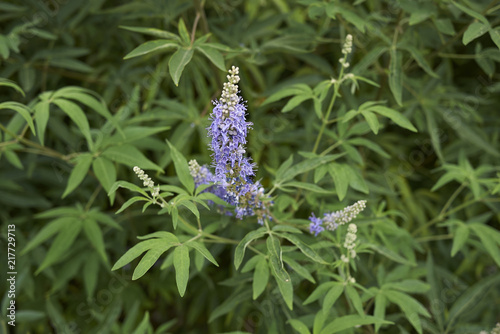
xmin=1 ymin=0 xmax=500 ymax=333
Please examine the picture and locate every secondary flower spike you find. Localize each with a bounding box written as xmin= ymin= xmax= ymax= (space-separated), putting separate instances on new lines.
xmin=309 ymin=200 xmax=366 ymax=236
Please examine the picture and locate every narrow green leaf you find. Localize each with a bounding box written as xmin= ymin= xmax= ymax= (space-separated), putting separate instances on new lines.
xmin=387 ymin=280 xmax=430 ymax=294
xmin=196 ymin=44 xmax=225 ymax=71
xmin=83 ymin=253 xmax=99 ymax=299
xmin=374 ymin=293 xmax=387 ymax=332
xmin=186 ymin=241 xmax=219 ymax=267
xmin=52 ymin=99 xmax=93 ymax=149
xmin=360 ymin=109 xmax=380 ymax=134
xmin=322 ymin=284 xmax=344 ymax=314
xmin=452 ymin=1 xmax=488 ymax=25
xmin=34 ymin=101 xmax=50 ymax=145
xmin=62 ymin=154 xmax=93 ymax=198
xmin=131 ymin=311 xmax=150 ymax=334
xmin=328 ymin=163 xmax=349 ymax=201
xmin=92 ymin=156 xmax=117 ymax=199
xmin=288 ymin=319 xmax=311 ymax=334
xmin=389 ymin=48 xmax=403 ymax=106
xmin=283 ymin=256 xmax=315 ymax=283
xmin=108 ymin=180 xmax=149 ymax=199
xmin=116 ymin=196 xmax=148 ymax=214
xmin=0 ymin=102 xmax=35 ymax=135
xmin=120 ymin=25 xmax=181 ymax=41
xmin=282 ymin=94 xmax=312 ymax=113
xmin=168 ymin=47 xmax=194 ymax=86
xmin=345 ymin=285 xmax=364 ymax=316
xmin=262 ymin=84 xmax=311 ymax=106
xmin=253 ymin=256 xmax=269 ymax=299
xmin=470 ymin=223 xmax=500 ymax=267
xmin=403 ymin=46 xmax=439 ymax=78
xmin=0 ymin=78 xmax=25 ymax=96
xmin=208 ymin=290 xmax=252 ymax=323
xmin=173 ymin=245 xmax=190 ymax=297
xmin=37 ymin=220 xmax=83 ymax=273
xmin=133 ymin=245 xmax=171 ymax=280
xmin=320 ymin=315 xmax=392 ymax=334
xmin=82 ymin=218 xmax=108 ymax=264
xmin=447 ymin=273 xmax=500 ymax=331
xmin=234 ymin=227 xmax=267 ymax=269
xmin=303 ymin=282 xmax=337 ymax=305
xmin=167 ymin=140 xmax=194 ymax=194
xmin=280 ymin=154 xmax=344 ymax=182
xmin=177 ymin=18 xmax=191 ymax=44
xmin=124 ymin=40 xmax=178 ymax=59
xmin=489 ymin=27 xmax=500 ymax=50
xmin=451 ymin=224 xmax=469 ymax=257
xmin=112 ymin=239 xmax=168 ymax=270
xmin=102 ymin=145 xmax=162 ymax=171
xmin=369 ymin=106 xmax=417 ymax=132
xmin=282 ymin=181 xmax=333 ymax=194
xmin=463 ymin=22 xmax=489 ymax=45
xmin=21 ymin=217 xmax=73 ymax=255
xmin=280 ymin=234 xmax=327 ymax=264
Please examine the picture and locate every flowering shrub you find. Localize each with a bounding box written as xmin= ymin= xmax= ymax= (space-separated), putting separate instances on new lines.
xmin=2 ymin=1 xmax=500 ymax=333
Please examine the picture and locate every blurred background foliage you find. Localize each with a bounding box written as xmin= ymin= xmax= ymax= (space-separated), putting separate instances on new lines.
xmin=0 ymin=0 xmax=500 ymax=333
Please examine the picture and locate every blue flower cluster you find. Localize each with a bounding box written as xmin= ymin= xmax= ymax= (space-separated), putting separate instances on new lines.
xmin=191 ymin=66 xmax=272 ymax=224
xmin=309 ymin=200 xmax=366 ymax=236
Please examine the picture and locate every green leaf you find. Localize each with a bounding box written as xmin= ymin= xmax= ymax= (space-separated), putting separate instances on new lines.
xmin=365 ymin=243 xmax=416 ymax=266
xmin=108 ymin=180 xmax=149 ymax=199
xmin=384 ymin=290 xmax=430 ymax=334
xmin=320 ymin=315 xmax=392 ymax=334
xmin=209 ymin=290 xmax=252 ymax=323
xmin=83 ymin=254 xmax=99 ymax=299
xmin=132 ymin=311 xmax=150 ymax=334
xmin=123 ymin=40 xmax=178 ymax=59
xmin=288 ymin=319 xmax=311 ymax=334
xmin=0 ymin=102 xmax=35 ymax=136
xmin=92 ymin=156 xmax=117 ymax=195
xmin=282 ymin=94 xmax=312 ymax=112
xmin=279 ymin=234 xmax=327 ymax=264
xmin=168 ymin=47 xmax=194 ymax=86
xmin=451 ymin=224 xmax=469 ymax=257
xmin=267 ymin=236 xmax=293 ymax=309
xmin=470 ymin=223 xmax=500 ymax=267
xmin=37 ymin=220 xmax=83 ymax=273
xmin=0 ymin=78 xmax=25 ymax=96
xmin=360 ymin=109 xmax=380 ymax=134
xmin=489 ymin=27 xmax=500 ymax=50
xmin=173 ymin=245 xmax=190 ymax=297
xmin=196 ymin=44 xmax=225 ymax=71
xmin=253 ymin=256 xmax=269 ymax=299
xmin=374 ymin=293 xmax=387 ymax=332
xmin=34 ymin=101 xmax=50 ymax=145
xmin=262 ymin=84 xmax=311 ymax=106
xmin=52 ymin=99 xmax=93 ymax=149
xmin=186 ymin=241 xmax=219 ymax=267
xmin=402 ymin=45 xmax=439 ymax=78
xmin=322 ymin=283 xmax=344 ymax=314
xmin=177 ymin=18 xmax=191 ymax=44
xmin=62 ymin=154 xmax=93 ymax=198
xmin=463 ymin=22 xmax=489 ymax=45
xmin=446 ymin=273 xmax=500 ymax=331
xmin=369 ymin=105 xmax=417 ymax=132
xmin=133 ymin=245 xmax=171 ymax=280
xmin=112 ymin=239 xmax=172 ymax=270
xmin=387 ymin=280 xmax=430 ymax=294
xmin=304 ymin=282 xmax=338 ymax=305
xmin=345 ymin=285 xmax=364 ymax=316
xmin=452 ymin=1 xmax=488 ymax=25
xmin=283 ymin=256 xmax=315 ymax=283
xmin=119 ymin=25 xmax=181 ymax=41
xmin=234 ymin=227 xmax=267 ymax=269
xmin=275 ymin=154 xmax=294 ymax=180
xmin=328 ymin=163 xmax=349 ymax=201
xmin=279 ymin=154 xmax=343 ymax=182
xmin=116 ymin=196 xmax=148 ymax=214
xmin=282 ymin=181 xmax=332 ymax=194
xmin=82 ymin=218 xmax=108 ymax=264
xmin=102 ymin=145 xmax=162 ymax=171
xmin=389 ymin=48 xmax=403 ymax=106
xmin=167 ymin=141 xmax=194 ymax=194
xmin=21 ymin=217 xmax=74 ymax=255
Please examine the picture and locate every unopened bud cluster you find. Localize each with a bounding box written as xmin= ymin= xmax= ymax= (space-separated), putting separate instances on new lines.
xmin=133 ymin=166 xmax=159 ymax=197
xmin=339 ymin=34 xmax=353 ymax=68
xmin=220 ymin=66 xmax=240 ymax=119
xmin=344 ymin=223 xmax=358 ymax=259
